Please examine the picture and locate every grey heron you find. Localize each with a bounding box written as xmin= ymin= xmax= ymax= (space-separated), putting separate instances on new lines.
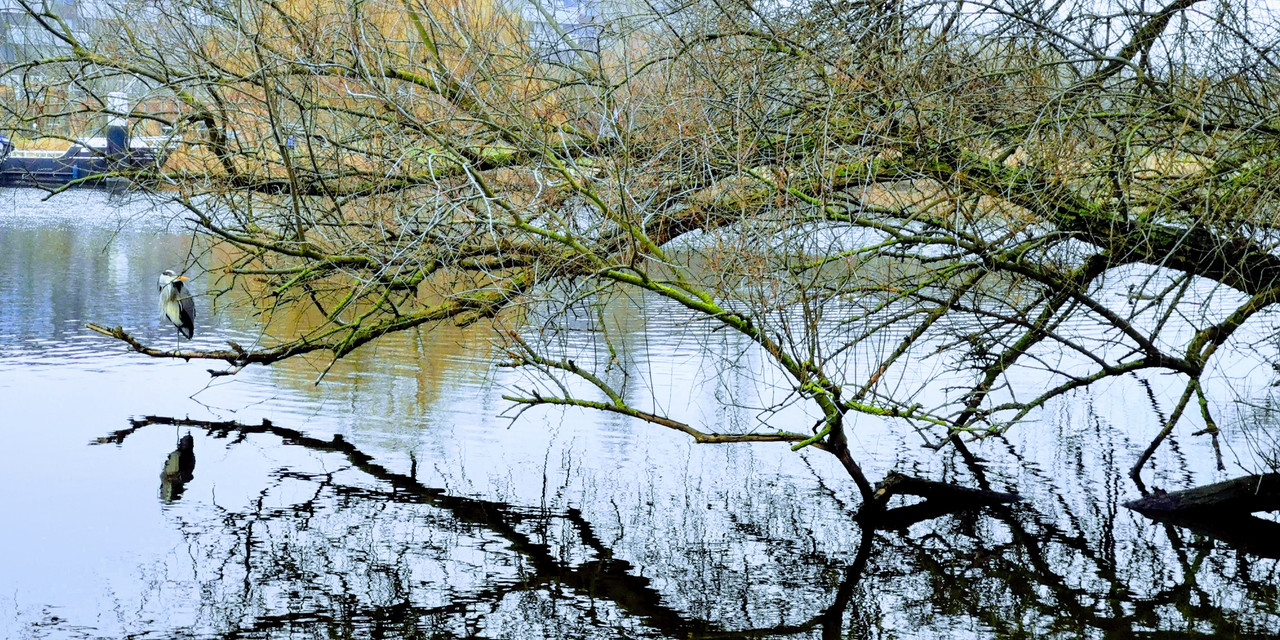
xmin=158 ymin=269 xmax=195 ymax=339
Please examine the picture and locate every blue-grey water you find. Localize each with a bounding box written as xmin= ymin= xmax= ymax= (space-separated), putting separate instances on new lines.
xmin=0 ymin=189 xmax=1277 ymax=638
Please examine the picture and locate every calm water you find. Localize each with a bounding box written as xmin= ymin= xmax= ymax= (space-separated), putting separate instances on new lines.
xmin=0 ymin=189 xmax=1277 ymax=639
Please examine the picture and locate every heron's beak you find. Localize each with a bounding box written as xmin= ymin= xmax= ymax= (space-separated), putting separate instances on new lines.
xmin=178 ymin=276 xmax=190 ymax=281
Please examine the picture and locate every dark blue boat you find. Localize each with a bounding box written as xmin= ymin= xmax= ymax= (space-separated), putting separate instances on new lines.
xmin=0 ymin=126 xmax=170 ymax=188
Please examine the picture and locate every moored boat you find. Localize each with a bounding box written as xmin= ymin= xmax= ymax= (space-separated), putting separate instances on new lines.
xmin=0 ymin=92 xmax=171 ymax=189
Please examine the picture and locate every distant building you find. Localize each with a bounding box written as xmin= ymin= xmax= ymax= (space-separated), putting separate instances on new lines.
xmin=0 ymin=0 xmax=174 ymax=135
xmin=512 ymin=0 xmax=638 ymax=61
xmin=0 ymin=0 xmax=85 ymax=63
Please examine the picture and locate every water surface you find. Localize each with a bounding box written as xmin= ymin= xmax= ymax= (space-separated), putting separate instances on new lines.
xmin=0 ymin=188 xmax=1276 ymax=638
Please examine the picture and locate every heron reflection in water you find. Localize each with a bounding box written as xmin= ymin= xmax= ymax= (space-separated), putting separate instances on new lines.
xmin=160 ymin=433 xmax=196 ymax=502
xmin=158 ymin=269 xmax=195 ymax=340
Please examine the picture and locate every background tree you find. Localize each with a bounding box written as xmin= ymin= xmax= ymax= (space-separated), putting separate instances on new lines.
xmin=9 ymin=0 xmax=1280 ymax=507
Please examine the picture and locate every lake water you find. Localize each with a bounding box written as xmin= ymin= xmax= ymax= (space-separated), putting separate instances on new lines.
xmin=0 ymin=189 xmax=1277 ymax=638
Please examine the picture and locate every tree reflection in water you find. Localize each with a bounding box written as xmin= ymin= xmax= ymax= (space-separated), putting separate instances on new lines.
xmin=98 ymin=417 xmax=1279 ymax=639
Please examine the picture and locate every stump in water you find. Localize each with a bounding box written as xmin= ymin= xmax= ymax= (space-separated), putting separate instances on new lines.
xmin=160 ymin=433 xmax=196 ymax=502
xmin=1124 ymin=474 xmax=1280 ymax=559
xmin=857 ymin=472 xmax=1022 ymax=529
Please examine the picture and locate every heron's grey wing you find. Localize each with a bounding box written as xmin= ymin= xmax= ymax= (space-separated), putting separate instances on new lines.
xmin=178 ymin=294 xmax=195 ymax=339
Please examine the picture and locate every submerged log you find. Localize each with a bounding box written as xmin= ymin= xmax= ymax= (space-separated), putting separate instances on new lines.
xmin=857 ymin=472 xmax=1021 ymax=529
xmin=1124 ymin=474 xmax=1280 ymax=559
xmin=1124 ymin=474 xmax=1280 ymax=514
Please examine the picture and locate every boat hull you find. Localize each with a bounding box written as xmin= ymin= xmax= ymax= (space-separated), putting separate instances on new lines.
xmin=0 ymin=132 xmax=169 ymax=189
xmin=0 ymin=151 xmax=166 ymax=188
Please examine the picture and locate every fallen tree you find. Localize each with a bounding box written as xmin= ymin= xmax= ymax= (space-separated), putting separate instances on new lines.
xmin=5 ymin=0 xmax=1280 ymax=503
